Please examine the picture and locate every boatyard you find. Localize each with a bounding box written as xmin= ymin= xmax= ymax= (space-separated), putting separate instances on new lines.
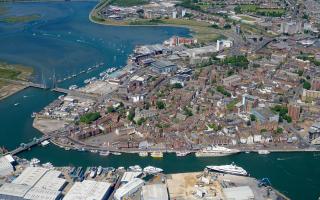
xmin=0 ymin=156 xmax=288 ymax=200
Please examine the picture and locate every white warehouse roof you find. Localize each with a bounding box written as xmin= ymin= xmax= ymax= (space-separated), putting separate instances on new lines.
xmin=0 ymin=183 xmax=31 ymax=198
xmin=0 ymin=156 xmax=14 ymax=177
xmin=121 ymin=172 xmax=142 ymax=183
xmin=114 ymin=178 xmax=144 ymax=200
xmin=223 ymin=186 xmax=254 ymax=200
xmin=12 ymin=167 xmax=48 ymax=186
xmin=141 ymin=184 xmax=168 ymax=200
xmin=63 ymin=180 xmax=111 ymax=200
xmin=23 ymin=187 xmax=61 ymax=200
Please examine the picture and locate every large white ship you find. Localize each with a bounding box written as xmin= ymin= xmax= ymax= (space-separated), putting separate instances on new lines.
xmin=206 ymin=163 xmax=248 ymax=176
xmin=195 ymin=145 xmax=240 ymax=157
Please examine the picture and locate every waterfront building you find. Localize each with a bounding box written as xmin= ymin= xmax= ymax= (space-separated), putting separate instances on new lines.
xmin=150 ymin=60 xmax=177 ymax=74
xmin=63 ymin=180 xmax=111 ymax=200
xmin=120 ymin=172 xmax=142 ymax=184
xmin=114 ymin=178 xmax=144 ymax=200
xmin=309 ymin=122 xmax=320 ymax=142
xmin=141 ymin=184 xmax=169 ymax=200
xmin=0 ymin=167 xmax=66 ymax=200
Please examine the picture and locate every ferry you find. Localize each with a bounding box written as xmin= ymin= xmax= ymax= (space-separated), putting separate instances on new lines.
xmin=206 ymin=163 xmax=248 ymax=176
xmin=258 ymin=150 xmax=270 ymax=155
xmin=176 ymin=151 xmax=190 ymax=157
xmin=143 ymin=166 xmax=163 ymax=174
xmin=89 ymin=167 xmax=97 ymax=178
xmin=139 ymin=152 xmax=148 ymax=157
xmin=128 ymin=165 xmax=142 ymax=172
xmin=151 ymin=151 xmax=163 ymax=158
xmin=99 ymin=151 xmax=110 ymax=156
xmin=97 ymin=166 xmax=103 ymax=175
xmin=68 ymin=85 xmax=78 ymax=90
xmin=195 ymin=145 xmax=240 ymax=157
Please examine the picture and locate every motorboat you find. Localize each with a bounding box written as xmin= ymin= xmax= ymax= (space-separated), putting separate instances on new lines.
xmin=151 ymin=151 xmax=163 ymax=158
xmin=30 ymin=158 xmax=40 ymax=167
xmin=112 ymin=152 xmax=122 ymax=156
xmin=258 ymin=150 xmax=270 ymax=155
xmin=68 ymin=85 xmax=78 ymax=90
xmin=176 ymin=151 xmax=190 ymax=157
xmin=139 ymin=152 xmax=148 ymax=157
xmin=99 ymin=151 xmax=110 ymax=156
xmin=143 ymin=166 xmax=163 ymax=174
xmin=206 ymin=163 xmax=248 ymax=176
xmin=128 ymin=165 xmax=142 ymax=172
xmin=89 ymin=167 xmax=97 ymax=178
xmin=97 ymin=166 xmax=103 ymax=175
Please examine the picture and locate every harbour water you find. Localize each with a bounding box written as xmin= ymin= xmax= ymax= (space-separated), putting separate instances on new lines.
xmin=0 ymin=2 xmax=319 ymax=200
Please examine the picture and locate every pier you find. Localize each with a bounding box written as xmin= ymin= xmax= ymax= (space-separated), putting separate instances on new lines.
xmin=6 ymin=135 xmax=51 ymax=156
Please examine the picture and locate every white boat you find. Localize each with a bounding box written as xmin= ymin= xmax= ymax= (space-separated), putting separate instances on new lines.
xmin=99 ymin=151 xmax=110 ymax=156
xmin=84 ymin=79 xmax=91 ymax=84
xmin=97 ymin=166 xmax=103 ymax=175
xmin=206 ymin=163 xmax=248 ymax=176
xmin=143 ymin=166 xmax=163 ymax=174
xmin=151 ymin=151 xmax=163 ymax=158
xmin=89 ymin=168 xmax=97 ymax=178
xmin=258 ymin=150 xmax=270 ymax=155
xmin=64 ymin=147 xmax=71 ymax=151
xmin=139 ymin=152 xmax=148 ymax=157
xmin=195 ymin=145 xmax=240 ymax=157
xmin=176 ymin=151 xmax=190 ymax=157
xmin=30 ymin=158 xmax=40 ymax=166
xmin=31 ymin=112 xmax=37 ymax=118
xmin=128 ymin=165 xmax=142 ymax=172
xmin=68 ymin=85 xmax=78 ymax=90
xmin=112 ymin=152 xmax=122 ymax=156
xmin=90 ymin=149 xmax=98 ymax=153
xmin=14 ymin=103 xmax=19 ymax=106
xmin=41 ymin=140 xmax=50 ymax=146
xmin=42 ymin=162 xmax=53 ymax=169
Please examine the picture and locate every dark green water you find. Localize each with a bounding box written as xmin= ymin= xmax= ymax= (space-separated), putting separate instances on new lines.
xmin=0 ymin=2 xmax=319 ymax=200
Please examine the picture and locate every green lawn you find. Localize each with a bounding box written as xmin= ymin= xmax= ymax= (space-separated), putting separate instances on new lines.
xmin=0 ymin=68 xmax=21 ymax=80
xmin=0 ymin=62 xmax=33 ymax=81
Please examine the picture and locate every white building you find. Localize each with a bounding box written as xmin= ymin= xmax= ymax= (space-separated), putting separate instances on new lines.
xmin=217 ymin=40 xmax=233 ymax=51
xmin=0 ymin=156 xmax=14 ymax=177
xmin=0 ymin=167 xmax=66 ymax=200
xmin=63 ymin=180 xmax=111 ymax=200
xmin=121 ymin=172 xmax=142 ymax=184
xmin=114 ymin=178 xmax=144 ymax=200
xmin=141 ymin=184 xmax=168 ymax=200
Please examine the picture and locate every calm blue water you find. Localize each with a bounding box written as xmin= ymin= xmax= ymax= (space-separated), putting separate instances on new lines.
xmin=0 ymin=2 xmax=189 ymax=87
xmin=0 ymin=2 xmax=319 ymax=200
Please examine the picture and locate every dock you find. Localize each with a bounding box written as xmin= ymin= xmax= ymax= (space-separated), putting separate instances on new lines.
xmin=52 ymin=87 xmax=99 ymax=100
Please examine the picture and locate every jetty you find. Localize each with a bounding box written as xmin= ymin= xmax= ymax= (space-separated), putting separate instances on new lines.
xmin=52 ymin=87 xmax=99 ymax=100
xmin=0 ymin=78 xmax=47 ymax=89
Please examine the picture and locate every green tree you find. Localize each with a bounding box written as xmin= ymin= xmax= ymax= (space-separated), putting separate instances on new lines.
xmin=80 ymin=112 xmax=101 ymax=124
xmin=303 ymin=81 xmax=311 ymax=90
xmin=250 ymin=114 xmax=256 ymax=121
xmin=156 ymin=101 xmax=166 ymax=109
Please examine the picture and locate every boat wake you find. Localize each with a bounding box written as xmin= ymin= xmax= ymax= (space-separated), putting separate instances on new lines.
xmin=276 ymin=156 xmax=297 ymax=161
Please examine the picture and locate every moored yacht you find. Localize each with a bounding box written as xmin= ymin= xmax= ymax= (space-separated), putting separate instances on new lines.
xmin=258 ymin=150 xmax=270 ymax=155
xmin=195 ymin=145 xmax=240 ymax=157
xmin=143 ymin=166 xmax=163 ymax=174
xmin=151 ymin=151 xmax=163 ymax=158
xmin=206 ymin=163 xmax=248 ymax=176
xmin=128 ymin=165 xmax=142 ymax=172
xmin=139 ymin=152 xmax=148 ymax=157
xmin=176 ymin=151 xmax=191 ymax=157
xmin=99 ymin=151 xmax=110 ymax=156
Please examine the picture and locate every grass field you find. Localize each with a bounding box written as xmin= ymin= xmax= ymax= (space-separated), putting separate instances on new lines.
xmin=0 ymin=14 xmax=40 ymax=23
xmin=0 ymin=62 xmax=33 ymax=81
